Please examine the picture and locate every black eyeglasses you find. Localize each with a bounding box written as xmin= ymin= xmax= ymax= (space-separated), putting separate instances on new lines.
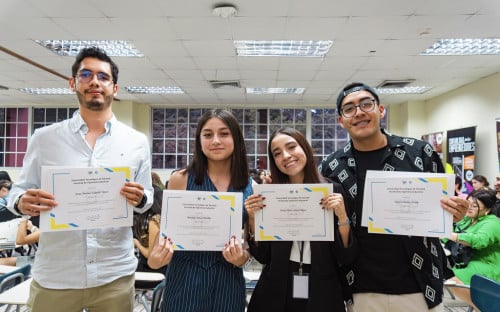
xmin=76 ymin=69 xmax=113 ymax=85
xmin=340 ymin=98 xmax=377 ymax=118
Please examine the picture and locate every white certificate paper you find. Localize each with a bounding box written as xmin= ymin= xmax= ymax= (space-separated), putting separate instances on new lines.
xmin=160 ymin=190 xmax=243 ymax=251
xmin=40 ymin=166 xmax=132 ymax=232
xmin=253 ymin=184 xmax=334 ymax=241
xmin=362 ymin=170 xmax=454 ymax=237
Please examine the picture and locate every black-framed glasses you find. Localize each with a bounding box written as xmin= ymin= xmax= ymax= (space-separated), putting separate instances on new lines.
xmin=76 ymin=69 xmax=113 ymax=85
xmin=340 ymin=98 xmax=377 ymax=118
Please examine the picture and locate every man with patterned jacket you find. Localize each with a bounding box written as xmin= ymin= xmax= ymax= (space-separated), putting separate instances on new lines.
xmin=320 ymin=82 xmax=467 ymax=311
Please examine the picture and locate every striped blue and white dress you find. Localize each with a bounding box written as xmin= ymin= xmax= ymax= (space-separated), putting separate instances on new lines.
xmin=161 ymin=174 xmax=252 ymax=312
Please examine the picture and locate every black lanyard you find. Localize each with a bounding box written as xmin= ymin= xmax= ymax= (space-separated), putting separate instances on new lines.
xmin=298 ymin=241 xmax=304 ymax=275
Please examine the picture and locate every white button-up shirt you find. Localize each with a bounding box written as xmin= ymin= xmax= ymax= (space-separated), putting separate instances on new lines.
xmin=8 ymin=111 xmax=153 ymax=289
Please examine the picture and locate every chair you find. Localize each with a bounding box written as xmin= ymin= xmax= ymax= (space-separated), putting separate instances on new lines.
xmin=150 ymin=279 xmax=165 ymax=312
xmin=0 ymin=264 xmax=31 ymax=312
xmin=470 ymin=274 xmax=500 ymax=312
xmin=134 ymin=271 xmax=165 ymax=312
xmin=443 ymin=280 xmax=473 ymax=312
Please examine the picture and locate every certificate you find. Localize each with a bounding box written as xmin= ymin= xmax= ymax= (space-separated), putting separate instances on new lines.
xmin=362 ymin=170 xmax=454 ymax=237
xmin=40 ymin=166 xmax=132 ymax=232
xmin=253 ymin=184 xmax=334 ymax=241
xmin=160 ymin=190 xmax=243 ymax=251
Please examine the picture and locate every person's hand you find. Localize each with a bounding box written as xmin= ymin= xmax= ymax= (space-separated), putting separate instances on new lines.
xmin=261 ymin=174 xmax=272 ymax=184
xmin=147 ymin=235 xmax=174 ymax=269
xmin=244 ymin=194 xmax=265 ymax=219
xmin=120 ymin=182 xmax=145 ymax=207
xmin=440 ymin=196 xmax=468 ymax=223
xmin=17 ymin=189 xmax=57 ymax=216
xmin=222 ymin=236 xmax=248 ymax=267
xmin=25 ymin=220 xmax=34 ymax=231
xmin=320 ymin=192 xmax=348 ymax=219
xmin=133 ymin=238 xmax=140 ymax=248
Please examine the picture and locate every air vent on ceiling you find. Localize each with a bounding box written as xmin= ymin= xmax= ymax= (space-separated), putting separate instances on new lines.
xmin=208 ymin=80 xmax=241 ymax=89
xmin=377 ymin=79 xmax=415 ymax=88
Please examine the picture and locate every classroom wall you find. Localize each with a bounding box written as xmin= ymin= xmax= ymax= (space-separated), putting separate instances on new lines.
xmin=389 ymin=72 xmax=500 ymax=184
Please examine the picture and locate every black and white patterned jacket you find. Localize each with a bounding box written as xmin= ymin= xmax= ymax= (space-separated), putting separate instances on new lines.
xmin=319 ymin=129 xmax=453 ymax=309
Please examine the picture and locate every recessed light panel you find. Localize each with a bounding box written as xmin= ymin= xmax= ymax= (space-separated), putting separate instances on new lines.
xmin=421 ymin=39 xmax=500 ymax=55
xmin=125 ymin=86 xmax=184 ymax=94
xmin=19 ymin=88 xmax=74 ymax=95
xmin=235 ymin=40 xmax=333 ymax=57
xmin=376 ymin=86 xmax=431 ymax=94
xmin=35 ymin=40 xmax=144 ymax=57
xmin=246 ymin=87 xmax=305 ymax=94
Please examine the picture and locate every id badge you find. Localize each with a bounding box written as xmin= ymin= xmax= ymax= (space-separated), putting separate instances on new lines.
xmin=292 ymin=272 xmax=309 ymax=299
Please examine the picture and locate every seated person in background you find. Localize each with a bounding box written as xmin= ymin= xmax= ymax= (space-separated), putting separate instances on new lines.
xmin=471 ymin=174 xmax=491 ymax=191
xmin=0 ymin=180 xmax=17 ymax=223
xmin=17 ymin=218 xmax=40 ymax=247
xmin=249 ymin=169 xmax=262 ymax=184
xmin=151 ymin=172 xmax=164 ymax=189
xmin=445 ymin=188 xmax=500 ymax=308
xmin=0 ymin=171 xmax=12 ymax=183
xmin=0 ymin=180 xmax=12 ymax=207
xmin=494 ymin=174 xmax=500 ymax=217
xmin=0 ymin=218 xmax=40 ymax=266
xmin=454 ymin=176 xmax=467 ymax=199
xmin=133 ymin=184 xmax=166 ymax=273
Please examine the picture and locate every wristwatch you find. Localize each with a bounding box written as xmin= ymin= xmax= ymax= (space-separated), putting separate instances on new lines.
xmin=337 ymin=218 xmax=351 ymax=227
xmin=13 ymin=193 xmax=24 ymax=214
xmin=238 ymin=253 xmax=253 ymax=269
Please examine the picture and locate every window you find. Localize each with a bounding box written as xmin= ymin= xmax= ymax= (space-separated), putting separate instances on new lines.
xmin=151 ymin=108 xmax=210 ymax=169
xmin=33 ymin=108 xmax=78 ymax=132
xmin=0 ymin=108 xmax=29 ymax=167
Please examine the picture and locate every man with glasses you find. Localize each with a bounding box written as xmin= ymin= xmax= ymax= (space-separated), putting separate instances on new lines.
xmin=7 ymin=47 xmax=153 ymax=312
xmin=320 ymin=82 xmax=467 ymax=311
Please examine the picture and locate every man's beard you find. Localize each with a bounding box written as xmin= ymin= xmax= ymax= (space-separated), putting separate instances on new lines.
xmin=76 ymin=90 xmax=112 ymax=111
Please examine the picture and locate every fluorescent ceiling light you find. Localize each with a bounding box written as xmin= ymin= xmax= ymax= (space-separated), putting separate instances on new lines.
xmin=246 ymin=87 xmax=305 ymax=95
xmin=376 ymin=86 xmax=431 ymax=94
xmin=421 ymin=39 xmax=500 ymax=55
xmin=19 ymin=88 xmax=74 ymax=95
xmin=125 ymin=86 xmax=184 ymax=94
xmin=235 ymin=40 xmax=333 ymax=57
xmin=35 ymin=40 xmax=144 ymax=57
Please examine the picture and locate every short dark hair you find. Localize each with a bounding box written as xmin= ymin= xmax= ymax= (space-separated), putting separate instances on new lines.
xmin=187 ymin=109 xmax=250 ymax=191
xmin=467 ymin=188 xmax=497 ymax=209
xmin=0 ymin=171 xmax=11 ymax=182
xmin=71 ymin=47 xmax=119 ymax=84
xmin=0 ymin=180 xmax=12 ymax=190
xmin=267 ymin=127 xmax=321 ymax=184
xmin=472 ymin=174 xmax=489 ymax=187
xmin=336 ymin=82 xmax=380 ymax=114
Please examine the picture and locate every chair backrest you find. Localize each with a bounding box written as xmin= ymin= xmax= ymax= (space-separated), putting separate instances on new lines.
xmin=0 ymin=264 xmax=31 ymax=293
xmin=470 ymin=274 xmax=500 ymax=312
xmin=150 ymin=279 xmax=165 ymax=312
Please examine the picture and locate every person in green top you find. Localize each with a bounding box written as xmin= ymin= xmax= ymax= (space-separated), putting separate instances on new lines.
xmin=445 ymin=188 xmax=500 ymax=308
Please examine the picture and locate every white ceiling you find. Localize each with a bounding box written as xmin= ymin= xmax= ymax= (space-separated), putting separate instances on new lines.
xmin=1 ymin=0 xmax=500 ymax=107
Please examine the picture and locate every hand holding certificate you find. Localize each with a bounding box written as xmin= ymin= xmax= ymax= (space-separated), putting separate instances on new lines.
xmin=362 ymin=170 xmax=454 ymax=237
xmin=252 ymin=183 xmax=335 ymax=241
xmin=39 ymin=166 xmax=132 ymax=232
xmin=160 ymin=190 xmax=243 ymax=251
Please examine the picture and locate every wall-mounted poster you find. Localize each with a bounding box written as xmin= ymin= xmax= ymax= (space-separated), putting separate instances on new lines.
xmin=421 ymin=131 xmax=444 ymax=160
xmin=446 ymin=126 xmax=476 ymax=194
